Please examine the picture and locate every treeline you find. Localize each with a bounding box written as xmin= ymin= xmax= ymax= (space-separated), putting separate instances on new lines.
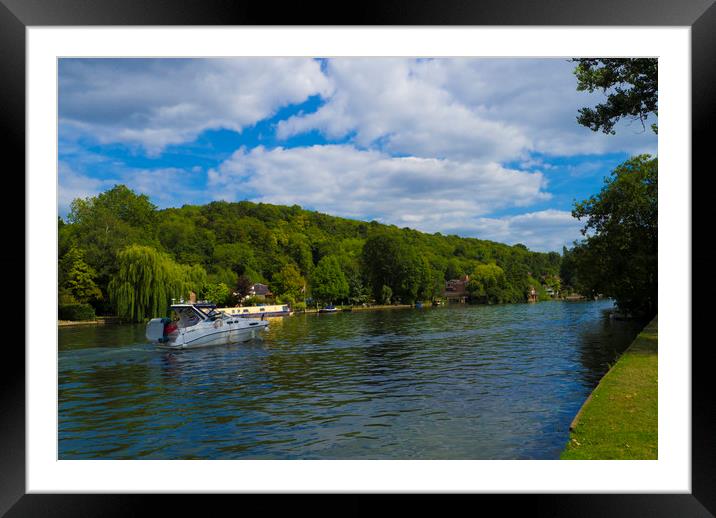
xmin=58 ymin=185 xmax=562 ymax=322
xmin=560 ymin=58 xmax=658 ymax=319
xmin=559 ymin=155 xmax=657 ymax=318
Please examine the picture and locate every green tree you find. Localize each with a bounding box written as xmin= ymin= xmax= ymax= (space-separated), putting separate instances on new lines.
xmin=444 ymin=258 xmax=465 ymax=281
xmin=310 ymin=255 xmax=349 ymax=304
xmin=362 ymin=233 xmax=427 ymax=304
xmin=501 ymin=258 xmax=530 ymax=303
xmin=69 ymin=184 xmax=157 ymax=230
xmin=467 ymin=264 xmax=508 ymax=304
xmin=234 ymin=274 xmax=254 ymax=302
xmin=338 ymin=255 xmax=370 ymax=305
xmin=201 ymin=282 xmax=231 ymax=306
xmin=287 ymin=233 xmax=314 ymax=275
xmin=560 ymin=247 xmax=578 ymax=292
xmin=571 ymin=155 xmax=657 ymax=317
xmin=573 ymin=58 xmax=658 ymax=135
xmin=362 ymin=233 xmax=400 ymax=301
xmin=543 ymin=274 xmax=561 ymax=296
xmin=66 ymin=185 xmax=161 ymax=298
xmin=108 ymin=245 xmax=205 ymax=322
xmin=212 ymin=242 xmax=257 ymax=275
xmin=180 ymin=263 xmax=209 ymax=292
xmin=157 ymin=209 xmax=216 ymax=266
xmin=61 ymin=187 xmax=565 ymax=318
xmin=206 ymin=266 xmax=238 ymax=291
xmin=380 ymin=285 xmax=393 ymax=305
xmin=270 ymin=263 xmax=306 ymax=302
xmin=418 ymin=259 xmax=443 ymax=302
xmin=59 ymin=247 xmax=103 ymax=304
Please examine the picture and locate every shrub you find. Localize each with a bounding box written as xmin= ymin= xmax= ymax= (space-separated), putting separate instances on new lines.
xmin=59 ymin=303 xmax=96 ymax=321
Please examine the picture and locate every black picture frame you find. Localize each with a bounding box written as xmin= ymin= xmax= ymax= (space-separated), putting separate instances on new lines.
xmin=5 ymin=0 xmax=709 ymax=514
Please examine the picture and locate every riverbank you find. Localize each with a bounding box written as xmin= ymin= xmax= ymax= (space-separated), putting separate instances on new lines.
xmin=301 ymin=304 xmax=414 ymax=314
xmin=561 ymin=315 xmax=658 ymax=459
xmin=58 ymin=316 xmax=127 ymax=327
xmin=58 ymin=304 xmax=416 ymax=326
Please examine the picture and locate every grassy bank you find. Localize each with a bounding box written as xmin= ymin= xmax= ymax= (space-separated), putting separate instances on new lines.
xmin=561 ymin=316 xmax=658 ymax=460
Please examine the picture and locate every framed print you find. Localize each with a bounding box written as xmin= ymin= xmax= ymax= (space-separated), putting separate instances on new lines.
xmin=5 ymin=0 xmax=710 ymax=513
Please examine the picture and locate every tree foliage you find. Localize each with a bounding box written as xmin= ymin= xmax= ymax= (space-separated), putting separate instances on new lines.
xmin=201 ymin=282 xmax=232 ymax=306
xmin=64 ymin=185 xmax=161 ymax=308
xmin=234 ymin=275 xmax=254 ymax=301
xmin=467 ymin=264 xmax=508 ymax=304
xmin=59 ymin=247 xmax=102 ymax=303
xmin=108 ymin=245 xmax=205 ymax=322
xmin=573 ymin=58 xmax=658 ymax=135
xmin=270 ymin=263 xmax=306 ymax=303
xmin=380 ymin=285 xmax=393 ymax=305
xmin=570 ymin=155 xmax=658 ymax=317
xmin=361 ymin=233 xmax=428 ymax=304
xmin=310 ymin=255 xmax=349 ymax=304
xmin=61 ymin=185 xmax=563 ymax=316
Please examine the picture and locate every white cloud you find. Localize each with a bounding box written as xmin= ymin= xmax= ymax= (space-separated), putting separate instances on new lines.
xmin=446 ymin=209 xmax=584 ymax=252
xmin=119 ymin=167 xmax=209 ymax=207
xmin=207 ymin=144 xmax=551 ymax=233
xmin=277 ymin=59 xmax=531 ymax=161
xmin=428 ymin=58 xmax=657 ymax=157
xmin=58 ymin=58 xmax=656 ymax=250
xmin=58 ymin=162 xmax=113 ymax=214
xmin=58 ymin=159 xmax=209 ymax=216
xmin=278 ymin=58 xmax=657 ymax=161
xmin=59 ymin=57 xmax=657 ymax=162
xmin=59 ymin=58 xmax=332 ymax=154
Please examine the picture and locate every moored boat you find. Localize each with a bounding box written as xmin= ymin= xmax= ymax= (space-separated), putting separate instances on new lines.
xmin=146 ymin=302 xmax=269 ymax=349
xmin=318 ymin=305 xmax=339 ymax=313
xmin=217 ymin=304 xmax=293 ymax=318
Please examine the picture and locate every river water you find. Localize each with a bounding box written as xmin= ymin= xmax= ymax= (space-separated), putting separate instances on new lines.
xmin=58 ymin=300 xmax=644 ymax=459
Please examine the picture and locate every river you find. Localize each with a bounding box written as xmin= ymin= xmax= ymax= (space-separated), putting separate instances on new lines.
xmin=58 ymin=300 xmax=644 ymax=459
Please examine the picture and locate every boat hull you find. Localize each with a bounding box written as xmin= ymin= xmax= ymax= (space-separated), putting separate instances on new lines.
xmin=155 ymin=320 xmax=269 ymax=349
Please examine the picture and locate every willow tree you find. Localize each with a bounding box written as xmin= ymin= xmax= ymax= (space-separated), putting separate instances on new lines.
xmin=108 ymin=245 xmax=206 ymax=322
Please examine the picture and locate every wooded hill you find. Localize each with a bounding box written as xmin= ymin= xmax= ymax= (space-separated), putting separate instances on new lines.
xmin=58 ymin=185 xmax=562 ymax=321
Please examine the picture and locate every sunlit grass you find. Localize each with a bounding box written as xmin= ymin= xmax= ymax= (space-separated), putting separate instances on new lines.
xmin=561 ymin=316 xmax=658 ymax=460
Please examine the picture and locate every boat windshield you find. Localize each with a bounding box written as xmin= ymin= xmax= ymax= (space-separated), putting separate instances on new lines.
xmin=172 ymin=306 xmax=205 ymax=328
xmin=201 ymin=307 xmax=226 ymax=320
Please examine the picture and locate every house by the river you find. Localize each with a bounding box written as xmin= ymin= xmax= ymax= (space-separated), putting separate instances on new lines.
xmin=443 ymin=275 xmax=470 ymax=303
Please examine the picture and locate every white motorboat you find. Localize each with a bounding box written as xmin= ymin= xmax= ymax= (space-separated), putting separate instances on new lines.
xmin=146 ymin=302 xmax=269 ymax=349
xmin=318 ymin=304 xmax=340 ymax=313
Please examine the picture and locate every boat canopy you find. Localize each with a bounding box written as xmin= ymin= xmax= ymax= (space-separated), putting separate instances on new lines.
xmin=170 ymin=304 xmax=211 ymax=328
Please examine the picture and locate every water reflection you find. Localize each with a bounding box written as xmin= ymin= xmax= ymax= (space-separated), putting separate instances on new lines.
xmin=58 ymin=300 xmax=643 ymax=459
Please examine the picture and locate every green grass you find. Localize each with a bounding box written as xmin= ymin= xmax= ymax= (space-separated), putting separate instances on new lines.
xmin=561 ymin=316 xmax=658 ymax=460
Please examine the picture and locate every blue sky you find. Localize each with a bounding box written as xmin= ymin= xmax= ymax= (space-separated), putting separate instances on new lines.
xmin=58 ymin=58 xmax=657 ymax=252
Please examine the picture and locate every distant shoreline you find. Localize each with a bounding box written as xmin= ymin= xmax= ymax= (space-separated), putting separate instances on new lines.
xmin=301 ymin=304 xmax=414 ymax=314
xmin=58 ymin=317 xmax=127 ymax=327
xmin=58 ymin=298 xmax=598 ymax=326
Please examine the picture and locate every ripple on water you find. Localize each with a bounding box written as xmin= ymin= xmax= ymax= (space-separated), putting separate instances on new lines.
xmin=58 ymin=300 xmax=645 ymax=459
